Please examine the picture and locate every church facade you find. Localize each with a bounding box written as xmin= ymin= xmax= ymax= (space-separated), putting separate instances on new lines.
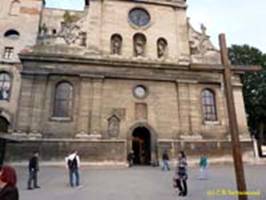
xmin=1 ymin=0 xmax=252 ymax=163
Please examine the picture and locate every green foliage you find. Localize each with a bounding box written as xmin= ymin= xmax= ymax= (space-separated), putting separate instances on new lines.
xmin=229 ymin=45 xmax=266 ymax=135
xmin=63 ymin=11 xmax=80 ymax=24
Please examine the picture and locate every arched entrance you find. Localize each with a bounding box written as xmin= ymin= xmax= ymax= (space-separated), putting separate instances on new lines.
xmin=0 ymin=116 xmax=9 ymax=133
xmin=132 ymin=127 xmax=151 ymax=165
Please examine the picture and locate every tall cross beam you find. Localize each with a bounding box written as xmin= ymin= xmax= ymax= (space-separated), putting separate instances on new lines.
xmin=85 ymin=0 xmax=90 ymax=7
xmin=219 ymin=34 xmax=248 ymax=200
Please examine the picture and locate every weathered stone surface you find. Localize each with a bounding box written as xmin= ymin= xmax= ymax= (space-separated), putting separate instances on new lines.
xmin=0 ymin=0 xmax=42 ymax=132
xmin=0 ymin=0 xmax=251 ymax=162
xmin=6 ymin=139 xmax=126 ymax=161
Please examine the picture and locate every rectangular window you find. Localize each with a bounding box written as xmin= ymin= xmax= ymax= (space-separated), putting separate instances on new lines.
xmin=3 ymin=47 xmax=14 ymax=59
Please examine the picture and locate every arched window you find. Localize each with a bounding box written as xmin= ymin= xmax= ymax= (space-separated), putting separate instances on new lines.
xmin=157 ymin=38 xmax=167 ymax=58
xmin=111 ymin=34 xmax=122 ymax=55
xmin=0 ymin=72 xmax=11 ymax=101
xmin=201 ymin=89 xmax=217 ymax=122
xmin=9 ymin=0 xmax=20 ymax=16
xmin=4 ymin=29 xmax=20 ymax=40
xmin=133 ymin=33 xmax=146 ymax=57
xmin=53 ymin=82 xmax=73 ymax=118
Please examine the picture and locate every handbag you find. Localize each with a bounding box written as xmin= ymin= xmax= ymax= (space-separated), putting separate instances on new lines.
xmin=173 ymin=177 xmax=181 ymax=188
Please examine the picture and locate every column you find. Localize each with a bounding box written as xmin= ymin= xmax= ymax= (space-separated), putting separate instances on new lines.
xmin=89 ymin=77 xmax=104 ymax=138
xmin=233 ymin=86 xmax=250 ymax=138
xmin=189 ymin=83 xmax=202 ymax=137
xmin=176 ymin=81 xmax=190 ymax=136
xmin=29 ymin=76 xmax=47 ymax=137
xmin=14 ymin=75 xmax=34 ymax=136
xmin=76 ymin=77 xmax=92 ymax=138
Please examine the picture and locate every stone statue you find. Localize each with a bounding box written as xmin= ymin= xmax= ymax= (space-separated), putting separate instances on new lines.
xmin=188 ymin=21 xmax=221 ymax=64
xmin=134 ymin=34 xmax=146 ymax=57
xmin=200 ymin=23 xmax=207 ymax=36
xmin=157 ymin=38 xmax=167 ymax=58
xmin=79 ymin=32 xmax=87 ymax=47
xmin=39 ymin=23 xmax=48 ymax=37
xmin=189 ymin=23 xmax=215 ymax=55
xmin=111 ymin=35 xmax=122 ymax=55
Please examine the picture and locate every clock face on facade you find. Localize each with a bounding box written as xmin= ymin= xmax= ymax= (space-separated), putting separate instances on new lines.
xmin=133 ymin=85 xmax=148 ymax=99
xmin=129 ymin=8 xmax=150 ymax=27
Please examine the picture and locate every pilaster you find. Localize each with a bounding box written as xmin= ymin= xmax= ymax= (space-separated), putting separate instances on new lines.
xmin=76 ymin=77 xmax=92 ymax=138
xmin=89 ymin=77 xmax=104 ymax=138
xmin=176 ymin=80 xmax=190 ymax=136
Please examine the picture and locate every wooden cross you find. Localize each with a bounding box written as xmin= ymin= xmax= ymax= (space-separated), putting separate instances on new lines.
xmin=219 ymin=34 xmax=261 ymax=200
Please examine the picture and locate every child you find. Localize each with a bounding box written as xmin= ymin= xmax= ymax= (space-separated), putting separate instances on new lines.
xmin=198 ymin=155 xmax=208 ymax=180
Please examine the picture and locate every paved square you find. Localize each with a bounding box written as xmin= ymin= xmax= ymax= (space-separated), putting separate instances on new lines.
xmin=15 ymin=164 xmax=265 ymax=200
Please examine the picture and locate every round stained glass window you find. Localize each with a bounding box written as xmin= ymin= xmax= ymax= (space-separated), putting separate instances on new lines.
xmin=129 ymin=8 xmax=151 ymax=27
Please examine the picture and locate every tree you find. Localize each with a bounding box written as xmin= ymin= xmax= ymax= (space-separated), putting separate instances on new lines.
xmin=229 ymin=45 xmax=266 ymax=140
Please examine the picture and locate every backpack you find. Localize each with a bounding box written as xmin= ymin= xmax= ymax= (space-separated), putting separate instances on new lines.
xmin=67 ymin=156 xmax=77 ymax=170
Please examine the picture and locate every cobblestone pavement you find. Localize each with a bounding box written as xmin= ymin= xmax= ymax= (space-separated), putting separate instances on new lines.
xmin=15 ymin=164 xmax=265 ymax=200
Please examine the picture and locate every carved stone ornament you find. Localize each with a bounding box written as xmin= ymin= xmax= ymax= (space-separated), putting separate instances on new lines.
xmin=78 ymin=32 xmax=87 ymax=47
xmin=134 ymin=34 xmax=146 ymax=57
xmin=39 ymin=23 xmax=48 ymax=37
xmin=38 ymin=13 xmax=87 ymax=48
xmin=188 ymin=19 xmax=221 ymax=64
xmin=59 ymin=22 xmax=81 ymax=45
xmin=157 ymin=38 xmax=167 ymax=58
xmin=107 ymin=115 xmax=120 ymax=137
xmin=111 ymin=35 xmax=122 ymax=55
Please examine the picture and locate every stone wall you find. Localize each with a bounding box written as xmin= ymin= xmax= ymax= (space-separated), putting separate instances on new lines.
xmin=15 ymin=71 xmax=234 ymax=139
xmin=0 ymin=0 xmax=42 ymax=62
xmin=40 ymin=0 xmax=189 ymax=63
xmin=158 ymin=140 xmax=254 ymax=160
xmin=0 ymin=64 xmax=22 ymax=131
xmin=5 ymin=139 xmax=253 ymax=162
xmin=15 ymin=57 xmax=249 ymax=141
xmin=0 ymin=0 xmax=42 ymax=132
xmin=0 ymin=0 xmax=252 ymax=162
xmin=6 ymin=139 xmax=126 ymax=162
xmin=98 ymin=0 xmax=189 ymax=61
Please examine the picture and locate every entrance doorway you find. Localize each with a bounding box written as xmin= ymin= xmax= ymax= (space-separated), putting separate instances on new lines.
xmin=132 ymin=127 xmax=151 ymax=165
xmin=0 ymin=116 xmax=8 ymax=133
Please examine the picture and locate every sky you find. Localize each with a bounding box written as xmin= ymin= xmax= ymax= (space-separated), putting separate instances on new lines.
xmin=45 ymin=0 xmax=266 ymax=53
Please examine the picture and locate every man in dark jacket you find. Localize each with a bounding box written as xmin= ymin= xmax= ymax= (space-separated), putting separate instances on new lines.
xmin=127 ymin=150 xmax=134 ymax=167
xmin=27 ymin=151 xmax=40 ymax=190
xmin=65 ymin=150 xmax=80 ymax=187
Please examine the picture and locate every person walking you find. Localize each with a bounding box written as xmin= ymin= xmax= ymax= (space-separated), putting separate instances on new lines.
xmin=162 ymin=150 xmax=170 ymax=171
xmin=0 ymin=165 xmax=19 ymax=200
xmin=198 ymin=155 xmax=208 ymax=180
xmin=27 ymin=151 xmax=40 ymax=190
xmin=127 ymin=150 xmax=134 ymax=167
xmin=65 ymin=150 xmax=80 ymax=187
xmin=174 ymin=151 xmax=188 ymax=197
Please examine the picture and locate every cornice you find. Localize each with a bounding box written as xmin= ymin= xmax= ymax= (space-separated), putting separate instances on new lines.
xmin=19 ymin=52 xmax=261 ymax=76
xmin=19 ymin=52 xmax=189 ymax=71
xmin=113 ymin=0 xmax=187 ymax=9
